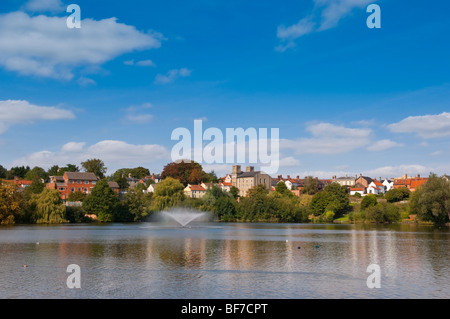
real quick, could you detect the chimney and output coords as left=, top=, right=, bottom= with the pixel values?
left=287, top=175, right=290, bottom=180
left=417, top=174, right=420, bottom=178
left=333, top=175, right=336, bottom=180
left=296, top=176, right=300, bottom=180
left=278, top=175, right=282, bottom=180
left=360, top=173, right=362, bottom=177
left=246, top=166, right=254, bottom=172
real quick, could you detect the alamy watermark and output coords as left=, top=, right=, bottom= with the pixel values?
left=171, top=120, right=280, bottom=174
left=366, top=264, right=381, bottom=289
left=66, top=264, right=81, bottom=289
left=66, top=4, right=81, bottom=29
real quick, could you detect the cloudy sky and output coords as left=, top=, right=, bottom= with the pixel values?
left=0, top=0, right=449, bottom=178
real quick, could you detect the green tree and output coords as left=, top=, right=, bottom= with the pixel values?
left=365, top=202, right=400, bottom=223
left=385, top=188, right=411, bottom=203
left=25, top=166, right=48, bottom=181
left=0, top=165, right=7, bottom=179
left=25, top=175, right=45, bottom=195
left=83, top=179, right=120, bottom=222
left=131, top=167, right=150, bottom=179
left=67, top=190, right=87, bottom=202
left=275, top=181, right=292, bottom=196
left=30, top=188, right=67, bottom=224
left=302, top=176, right=320, bottom=195
left=6, top=166, right=30, bottom=179
left=361, top=194, right=378, bottom=211
left=151, top=177, right=185, bottom=211
left=230, top=186, right=239, bottom=199
left=409, top=173, right=450, bottom=225
left=123, top=190, right=152, bottom=222
left=0, top=183, right=24, bottom=224
left=81, top=158, right=107, bottom=179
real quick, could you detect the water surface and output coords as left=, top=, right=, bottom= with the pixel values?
left=0, top=223, right=448, bottom=298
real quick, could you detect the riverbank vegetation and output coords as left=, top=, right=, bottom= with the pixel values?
left=1, top=167, right=449, bottom=226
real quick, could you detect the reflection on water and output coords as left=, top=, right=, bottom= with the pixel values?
left=0, top=223, right=448, bottom=298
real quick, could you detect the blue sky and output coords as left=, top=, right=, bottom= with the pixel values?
left=0, top=0, right=450, bottom=178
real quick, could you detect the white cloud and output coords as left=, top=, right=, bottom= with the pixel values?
left=388, top=112, right=450, bottom=138
left=61, top=142, right=85, bottom=152
left=364, top=164, right=431, bottom=179
left=0, top=99, right=75, bottom=134
left=14, top=140, right=171, bottom=172
left=24, top=0, right=64, bottom=13
left=124, top=102, right=153, bottom=124
left=124, top=59, right=156, bottom=67
left=0, top=11, right=163, bottom=80
left=154, top=68, right=192, bottom=84
left=276, top=0, right=375, bottom=50
left=281, top=122, right=371, bottom=154
left=366, top=139, right=403, bottom=152
left=126, top=114, right=154, bottom=124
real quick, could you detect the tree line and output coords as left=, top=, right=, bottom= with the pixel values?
left=0, top=159, right=449, bottom=226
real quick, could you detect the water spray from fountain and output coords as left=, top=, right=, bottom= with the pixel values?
left=152, top=207, right=209, bottom=228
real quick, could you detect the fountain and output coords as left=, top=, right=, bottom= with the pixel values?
left=160, top=208, right=206, bottom=228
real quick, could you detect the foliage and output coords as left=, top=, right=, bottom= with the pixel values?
left=385, top=187, right=411, bottom=203
left=65, top=206, right=90, bottom=223
left=123, top=190, right=153, bottom=221
left=0, top=183, right=24, bottom=225
left=230, top=186, right=239, bottom=199
left=83, top=179, right=120, bottom=222
left=409, top=173, right=450, bottom=225
left=67, top=190, right=87, bottom=202
left=81, top=158, right=107, bottom=179
left=310, top=183, right=350, bottom=217
left=151, top=177, right=185, bottom=211
left=0, top=165, right=7, bottom=179
left=161, top=160, right=208, bottom=185
left=30, top=188, right=67, bottom=224
left=24, top=176, right=45, bottom=195
left=302, top=176, right=320, bottom=195
left=25, top=166, right=49, bottom=181
left=361, top=194, right=378, bottom=211
left=6, top=166, right=30, bottom=179
left=275, top=181, right=293, bottom=196
left=365, top=202, right=401, bottom=223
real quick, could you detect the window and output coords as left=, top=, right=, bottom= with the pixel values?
left=85, top=181, right=89, bottom=184
left=84, top=188, right=88, bottom=193
left=77, top=188, right=81, bottom=191
left=92, top=181, right=96, bottom=185
left=69, top=180, right=74, bottom=184
left=77, top=180, right=81, bottom=184
left=59, top=188, right=65, bottom=191
left=71, top=187, right=75, bottom=192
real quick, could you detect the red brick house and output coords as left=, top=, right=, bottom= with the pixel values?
left=47, top=172, right=105, bottom=200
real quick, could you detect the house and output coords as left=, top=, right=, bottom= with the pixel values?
left=349, top=187, right=365, bottom=196
left=148, top=173, right=162, bottom=183
left=332, top=175, right=356, bottom=187
left=107, top=181, right=120, bottom=193
left=2, top=176, right=33, bottom=188
left=442, top=175, right=450, bottom=182
left=382, top=179, right=394, bottom=192
left=231, top=165, right=273, bottom=197
left=393, top=174, right=428, bottom=192
left=47, top=172, right=118, bottom=200
left=184, top=184, right=207, bottom=198
left=218, top=181, right=232, bottom=192
left=355, top=174, right=374, bottom=188
left=47, top=172, right=99, bottom=200
left=367, top=180, right=385, bottom=195
left=146, top=184, right=157, bottom=193
left=219, top=174, right=232, bottom=184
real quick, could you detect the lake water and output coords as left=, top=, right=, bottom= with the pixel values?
left=0, top=222, right=448, bottom=299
